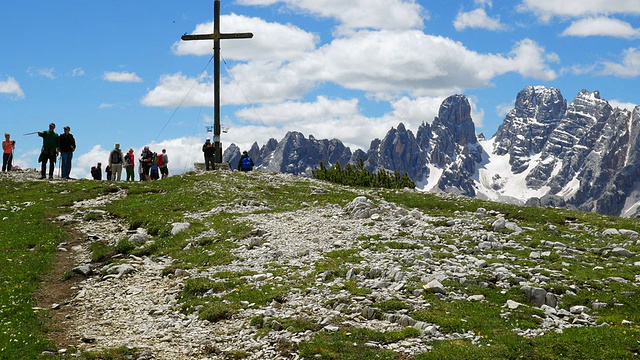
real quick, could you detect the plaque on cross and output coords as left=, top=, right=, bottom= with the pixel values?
left=181, top=0, right=253, bottom=165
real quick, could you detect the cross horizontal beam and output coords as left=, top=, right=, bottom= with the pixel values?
left=181, top=32, right=253, bottom=41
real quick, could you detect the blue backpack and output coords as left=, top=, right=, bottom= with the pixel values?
left=241, top=156, right=252, bottom=170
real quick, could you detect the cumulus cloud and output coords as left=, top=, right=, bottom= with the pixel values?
left=236, top=0, right=426, bottom=34
left=610, top=100, right=638, bottom=112
left=0, top=77, right=25, bottom=100
left=561, top=17, right=640, bottom=38
left=173, top=14, right=317, bottom=61
left=103, top=71, right=143, bottom=83
left=599, top=47, right=640, bottom=77
left=294, top=32, right=558, bottom=97
left=454, top=8, right=506, bottom=31
left=518, top=0, right=640, bottom=22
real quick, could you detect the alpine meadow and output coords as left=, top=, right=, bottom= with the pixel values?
left=1, top=169, right=640, bottom=359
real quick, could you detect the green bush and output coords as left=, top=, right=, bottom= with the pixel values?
left=313, top=158, right=415, bottom=189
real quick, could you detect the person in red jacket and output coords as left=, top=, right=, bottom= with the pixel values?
left=124, top=148, right=135, bottom=181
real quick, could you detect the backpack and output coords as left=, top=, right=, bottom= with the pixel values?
left=111, top=150, right=122, bottom=164
left=241, top=156, right=253, bottom=170
left=157, top=154, right=165, bottom=167
left=124, top=153, right=132, bottom=166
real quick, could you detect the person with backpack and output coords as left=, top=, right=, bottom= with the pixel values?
left=158, top=149, right=169, bottom=179
left=91, top=162, right=102, bottom=180
left=124, top=148, right=135, bottom=181
left=108, top=143, right=124, bottom=181
left=237, top=150, right=254, bottom=172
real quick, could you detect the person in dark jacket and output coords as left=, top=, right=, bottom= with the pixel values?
left=91, top=162, right=102, bottom=180
left=237, top=151, right=254, bottom=171
left=38, top=123, right=59, bottom=179
left=202, top=138, right=215, bottom=171
left=58, top=126, right=76, bottom=179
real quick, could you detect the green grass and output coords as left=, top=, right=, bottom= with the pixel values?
left=0, top=178, right=106, bottom=359
left=2, top=171, right=640, bottom=359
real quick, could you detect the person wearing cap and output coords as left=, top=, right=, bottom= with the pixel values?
left=108, top=142, right=124, bottom=181
left=202, top=138, right=215, bottom=171
left=2, top=133, right=15, bottom=172
left=58, top=126, right=76, bottom=179
left=124, top=148, right=135, bottom=181
left=37, top=123, right=59, bottom=179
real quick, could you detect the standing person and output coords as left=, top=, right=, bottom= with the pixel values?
left=202, top=138, right=215, bottom=171
left=138, top=152, right=144, bottom=181
left=37, top=123, right=59, bottom=179
left=2, top=133, right=14, bottom=172
left=158, top=149, right=169, bottom=179
left=108, top=143, right=124, bottom=181
left=237, top=150, right=254, bottom=172
left=91, top=163, right=103, bottom=180
left=124, top=148, right=135, bottom=181
left=105, top=165, right=112, bottom=181
left=140, top=146, right=153, bottom=181
left=58, top=126, right=76, bottom=179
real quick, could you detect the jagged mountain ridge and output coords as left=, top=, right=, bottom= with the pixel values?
left=223, top=86, right=640, bottom=218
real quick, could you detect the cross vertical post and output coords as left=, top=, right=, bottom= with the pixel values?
left=181, top=0, right=253, bottom=165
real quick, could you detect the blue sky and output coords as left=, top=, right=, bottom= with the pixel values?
left=1, top=0, right=639, bottom=178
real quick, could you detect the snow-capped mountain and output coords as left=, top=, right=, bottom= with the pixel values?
left=223, top=86, right=640, bottom=218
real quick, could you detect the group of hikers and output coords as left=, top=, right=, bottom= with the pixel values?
left=91, top=146, right=169, bottom=182
left=1, top=123, right=254, bottom=180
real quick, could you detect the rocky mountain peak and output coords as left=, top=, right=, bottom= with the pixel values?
left=492, top=86, right=566, bottom=173
left=221, top=86, right=640, bottom=218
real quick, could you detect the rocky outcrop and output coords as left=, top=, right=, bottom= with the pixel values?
left=49, top=172, right=639, bottom=358
left=493, top=86, right=566, bottom=174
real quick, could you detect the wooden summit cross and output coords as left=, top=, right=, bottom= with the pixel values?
left=181, top=0, right=253, bottom=164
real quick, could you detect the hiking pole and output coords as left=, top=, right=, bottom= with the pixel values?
left=23, top=131, right=39, bottom=136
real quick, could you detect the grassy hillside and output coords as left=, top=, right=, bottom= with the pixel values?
left=1, top=170, right=639, bottom=359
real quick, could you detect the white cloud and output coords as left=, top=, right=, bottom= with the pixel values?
left=599, top=47, right=640, bottom=77
left=237, top=0, right=426, bottom=34
left=99, top=103, right=115, bottom=109
left=454, top=8, right=505, bottom=31
left=0, top=77, right=25, bottom=100
left=72, top=68, right=86, bottom=77
left=561, top=17, right=640, bottom=38
left=294, top=32, right=558, bottom=97
left=518, top=0, right=640, bottom=22
left=506, top=39, right=558, bottom=81
left=474, top=0, right=492, bottom=7
left=27, top=67, right=55, bottom=79
left=103, top=71, right=143, bottom=83
left=610, top=100, right=637, bottom=112
left=496, top=102, right=515, bottom=117
left=173, top=14, right=317, bottom=62
left=141, top=73, right=208, bottom=108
